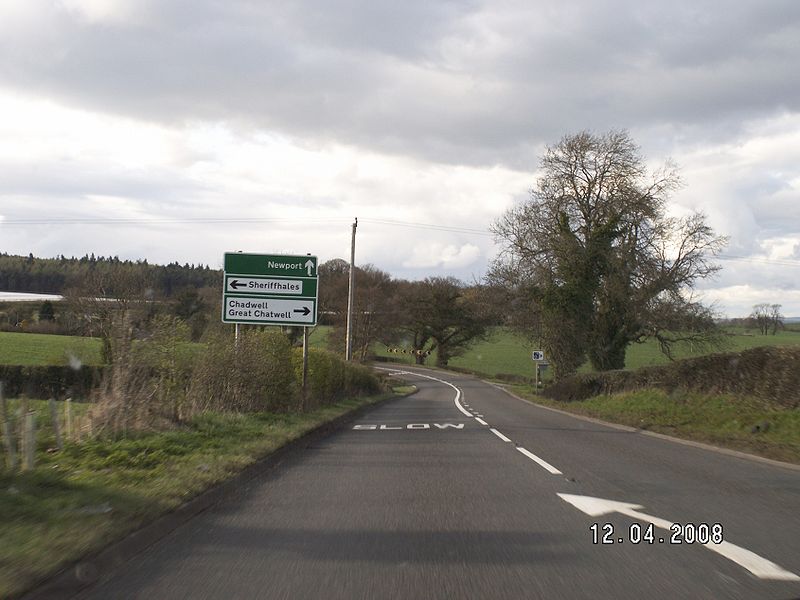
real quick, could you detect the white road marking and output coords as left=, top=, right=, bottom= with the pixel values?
left=490, top=428, right=512, bottom=442
left=558, top=494, right=800, bottom=581
left=375, top=368, right=473, bottom=417
left=376, top=367, right=564, bottom=475
left=475, top=417, right=489, bottom=426
left=516, top=447, right=563, bottom=474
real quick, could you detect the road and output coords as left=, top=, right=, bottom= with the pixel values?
left=77, top=366, right=800, bottom=599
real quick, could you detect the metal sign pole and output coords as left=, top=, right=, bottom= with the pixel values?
left=302, top=327, right=309, bottom=407
left=531, top=350, right=544, bottom=390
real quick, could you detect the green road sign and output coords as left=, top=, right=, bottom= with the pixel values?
left=222, top=252, right=318, bottom=326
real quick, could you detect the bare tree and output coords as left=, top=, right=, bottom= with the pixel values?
left=63, top=264, right=159, bottom=432
left=770, top=304, right=784, bottom=335
left=320, top=260, right=398, bottom=361
left=491, top=130, right=727, bottom=378
left=750, top=303, right=783, bottom=335
left=396, top=278, right=491, bottom=367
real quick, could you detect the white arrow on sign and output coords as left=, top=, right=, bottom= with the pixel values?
left=225, top=297, right=314, bottom=324
left=305, top=259, right=315, bottom=276
left=557, top=493, right=800, bottom=581
left=226, top=277, right=303, bottom=294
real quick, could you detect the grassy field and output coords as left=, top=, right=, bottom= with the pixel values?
left=374, top=326, right=800, bottom=380
left=0, top=388, right=404, bottom=598
left=0, top=327, right=333, bottom=367
left=3, top=324, right=800, bottom=378
left=0, top=331, right=103, bottom=367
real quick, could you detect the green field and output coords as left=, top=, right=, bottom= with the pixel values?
left=0, top=327, right=333, bottom=368
left=374, top=326, right=800, bottom=379
left=0, top=332, right=103, bottom=367
left=3, top=326, right=800, bottom=379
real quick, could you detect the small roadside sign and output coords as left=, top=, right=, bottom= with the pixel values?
left=532, top=350, right=545, bottom=361
left=222, top=252, right=318, bottom=326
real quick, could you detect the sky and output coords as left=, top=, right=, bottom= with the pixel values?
left=0, top=0, right=799, bottom=317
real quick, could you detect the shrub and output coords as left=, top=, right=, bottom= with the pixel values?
left=0, top=365, right=106, bottom=399
left=188, top=329, right=297, bottom=413
left=293, top=347, right=382, bottom=408
left=543, top=346, right=800, bottom=408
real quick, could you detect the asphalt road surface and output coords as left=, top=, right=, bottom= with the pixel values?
left=77, top=366, right=800, bottom=599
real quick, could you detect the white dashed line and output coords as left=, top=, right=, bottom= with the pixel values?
left=516, top=447, right=562, bottom=474
left=374, top=366, right=565, bottom=476
left=490, top=428, right=512, bottom=443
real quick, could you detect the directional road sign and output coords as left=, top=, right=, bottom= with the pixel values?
left=222, top=252, right=318, bottom=326
left=532, top=350, right=545, bottom=361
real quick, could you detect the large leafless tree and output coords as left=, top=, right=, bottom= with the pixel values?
left=319, top=259, right=398, bottom=361
left=490, top=130, right=727, bottom=379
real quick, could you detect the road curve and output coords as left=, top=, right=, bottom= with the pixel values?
left=75, top=366, right=800, bottom=599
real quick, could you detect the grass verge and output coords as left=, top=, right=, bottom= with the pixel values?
left=508, top=385, right=800, bottom=465
left=0, top=388, right=405, bottom=598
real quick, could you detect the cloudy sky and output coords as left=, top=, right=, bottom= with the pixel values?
left=1, top=0, right=799, bottom=316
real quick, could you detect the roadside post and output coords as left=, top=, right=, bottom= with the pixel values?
left=222, top=252, right=319, bottom=399
left=49, top=397, right=63, bottom=450
left=531, top=350, right=545, bottom=389
left=0, top=382, right=18, bottom=471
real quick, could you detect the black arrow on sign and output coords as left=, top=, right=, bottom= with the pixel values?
left=293, top=307, right=311, bottom=316
left=229, top=280, right=247, bottom=290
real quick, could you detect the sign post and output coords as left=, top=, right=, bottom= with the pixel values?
left=222, top=253, right=318, bottom=326
left=531, top=350, right=545, bottom=389
left=223, top=253, right=319, bottom=399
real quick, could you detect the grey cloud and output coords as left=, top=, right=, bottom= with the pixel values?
left=0, top=161, right=208, bottom=202
left=1, top=0, right=799, bottom=168
left=2, top=0, right=800, bottom=296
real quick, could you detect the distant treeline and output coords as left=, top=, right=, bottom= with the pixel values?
left=0, top=253, right=220, bottom=297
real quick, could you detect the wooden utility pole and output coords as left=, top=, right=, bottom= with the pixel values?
left=345, top=217, right=358, bottom=361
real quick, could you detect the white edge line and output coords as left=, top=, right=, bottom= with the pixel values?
left=475, top=417, right=489, bottom=426
left=517, top=446, right=562, bottom=474
left=487, top=380, right=800, bottom=473
left=375, top=366, right=472, bottom=417
left=490, top=428, right=512, bottom=442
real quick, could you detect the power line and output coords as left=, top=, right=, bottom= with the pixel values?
left=0, top=214, right=496, bottom=236
left=3, top=214, right=798, bottom=267
left=717, top=254, right=800, bottom=268
left=360, top=218, right=494, bottom=236
left=0, top=216, right=352, bottom=225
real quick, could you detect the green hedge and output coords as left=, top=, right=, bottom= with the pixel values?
left=188, top=330, right=297, bottom=413
left=0, top=365, right=106, bottom=399
left=543, top=346, right=800, bottom=408
left=293, top=348, right=382, bottom=408
left=0, top=334, right=383, bottom=412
